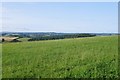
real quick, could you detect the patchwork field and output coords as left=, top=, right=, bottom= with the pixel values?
left=0, top=37, right=19, bottom=42
left=2, top=36, right=118, bottom=78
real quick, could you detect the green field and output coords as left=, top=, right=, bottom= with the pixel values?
left=2, top=36, right=118, bottom=78
left=18, top=38, right=30, bottom=42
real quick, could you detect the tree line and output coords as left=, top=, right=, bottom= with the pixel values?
left=28, top=34, right=96, bottom=41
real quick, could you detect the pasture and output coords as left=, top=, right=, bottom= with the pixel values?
left=2, top=36, right=118, bottom=78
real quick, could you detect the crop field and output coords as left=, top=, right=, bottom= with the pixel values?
left=2, top=36, right=118, bottom=78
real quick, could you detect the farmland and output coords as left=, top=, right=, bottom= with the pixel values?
left=2, top=36, right=118, bottom=78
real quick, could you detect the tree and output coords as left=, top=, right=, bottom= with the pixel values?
left=2, top=38, right=5, bottom=42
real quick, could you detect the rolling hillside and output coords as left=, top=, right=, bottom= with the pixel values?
left=2, top=36, right=118, bottom=78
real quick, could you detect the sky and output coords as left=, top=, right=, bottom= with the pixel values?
left=1, top=2, right=118, bottom=33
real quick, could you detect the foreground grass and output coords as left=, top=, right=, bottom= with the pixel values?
left=2, top=36, right=118, bottom=78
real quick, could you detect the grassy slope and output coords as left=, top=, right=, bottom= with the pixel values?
left=18, top=38, right=30, bottom=42
left=2, top=36, right=118, bottom=78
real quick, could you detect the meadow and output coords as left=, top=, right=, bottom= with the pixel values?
left=2, top=36, right=118, bottom=78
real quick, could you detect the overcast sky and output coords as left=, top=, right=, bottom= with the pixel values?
left=1, top=2, right=118, bottom=33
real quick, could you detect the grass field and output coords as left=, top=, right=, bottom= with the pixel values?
left=2, top=36, right=118, bottom=78
left=18, top=38, right=30, bottom=42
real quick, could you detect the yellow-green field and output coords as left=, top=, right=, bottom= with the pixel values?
left=2, top=36, right=118, bottom=78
